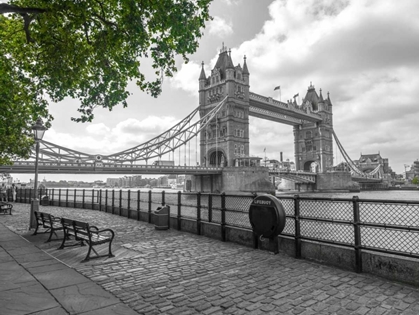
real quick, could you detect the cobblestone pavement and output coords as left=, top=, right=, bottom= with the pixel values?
left=2, top=203, right=418, bottom=315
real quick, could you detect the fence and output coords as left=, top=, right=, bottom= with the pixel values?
left=16, top=188, right=419, bottom=273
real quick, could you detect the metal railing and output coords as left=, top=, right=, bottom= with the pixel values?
left=15, top=188, right=418, bottom=272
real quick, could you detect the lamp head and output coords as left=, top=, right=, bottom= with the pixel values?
left=32, top=117, right=47, bottom=141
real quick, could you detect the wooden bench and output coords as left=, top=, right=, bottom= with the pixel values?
left=33, top=211, right=63, bottom=242
left=58, top=218, right=115, bottom=262
left=0, top=202, right=12, bottom=215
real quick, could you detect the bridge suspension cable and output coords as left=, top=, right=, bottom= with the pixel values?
left=332, top=130, right=382, bottom=178
left=30, top=97, right=228, bottom=165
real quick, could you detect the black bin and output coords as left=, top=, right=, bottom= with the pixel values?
left=249, top=195, right=286, bottom=239
left=154, top=205, right=170, bottom=230
left=40, top=195, right=49, bottom=206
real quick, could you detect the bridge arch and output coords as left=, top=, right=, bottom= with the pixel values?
left=303, top=160, right=320, bottom=173
left=208, top=148, right=227, bottom=167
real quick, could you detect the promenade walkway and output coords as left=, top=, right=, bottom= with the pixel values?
left=1, top=203, right=418, bottom=315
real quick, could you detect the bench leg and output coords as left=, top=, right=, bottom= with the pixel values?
left=82, top=245, right=93, bottom=262
left=46, top=229, right=58, bottom=243
left=32, top=224, right=39, bottom=236
left=58, top=231, right=68, bottom=249
left=108, top=241, right=115, bottom=258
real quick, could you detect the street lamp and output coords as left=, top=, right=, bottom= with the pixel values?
left=29, top=117, right=47, bottom=229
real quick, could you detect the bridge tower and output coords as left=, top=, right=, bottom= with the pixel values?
left=198, top=45, right=250, bottom=167
left=293, top=84, right=334, bottom=173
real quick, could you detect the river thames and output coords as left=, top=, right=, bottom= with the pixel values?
left=277, top=190, right=419, bottom=201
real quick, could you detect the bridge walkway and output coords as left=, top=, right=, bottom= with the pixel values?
left=1, top=203, right=418, bottom=315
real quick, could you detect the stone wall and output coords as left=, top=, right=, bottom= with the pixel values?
left=316, top=171, right=360, bottom=191
left=190, top=167, right=275, bottom=194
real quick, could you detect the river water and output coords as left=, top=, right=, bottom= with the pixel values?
left=277, top=190, right=419, bottom=201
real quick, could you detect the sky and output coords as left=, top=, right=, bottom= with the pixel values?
left=12, top=0, right=419, bottom=183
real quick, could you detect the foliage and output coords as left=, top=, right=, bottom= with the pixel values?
left=412, top=177, right=419, bottom=185
left=0, top=0, right=212, bottom=163
left=0, top=48, right=52, bottom=165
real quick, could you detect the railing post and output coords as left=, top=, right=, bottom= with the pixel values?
left=148, top=190, right=152, bottom=223
left=127, top=190, right=131, bottom=212
left=353, top=196, right=362, bottom=273
left=112, top=190, right=115, bottom=214
left=208, top=194, right=213, bottom=223
left=197, top=192, right=201, bottom=235
left=99, top=189, right=102, bottom=212
left=221, top=193, right=226, bottom=242
left=105, top=189, right=108, bottom=212
left=294, top=195, right=301, bottom=259
left=82, top=189, right=85, bottom=208
left=58, top=189, right=61, bottom=207
left=73, top=189, right=76, bottom=208
left=92, top=189, right=95, bottom=210
left=177, top=191, right=182, bottom=230
left=119, top=189, right=122, bottom=216
left=51, top=189, right=54, bottom=206
left=137, top=190, right=140, bottom=221
left=66, top=189, right=69, bottom=208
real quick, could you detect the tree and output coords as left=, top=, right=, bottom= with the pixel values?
left=412, top=177, right=419, bottom=185
left=0, top=0, right=212, bottom=164
left=0, top=49, right=52, bottom=164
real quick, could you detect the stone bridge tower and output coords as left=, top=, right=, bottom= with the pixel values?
left=293, top=84, right=334, bottom=173
left=198, top=45, right=250, bottom=167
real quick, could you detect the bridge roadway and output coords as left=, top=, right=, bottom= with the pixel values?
left=269, top=170, right=317, bottom=183
left=2, top=161, right=379, bottom=185
left=2, top=162, right=319, bottom=183
left=0, top=161, right=223, bottom=175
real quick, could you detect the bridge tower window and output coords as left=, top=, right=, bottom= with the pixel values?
left=305, top=131, right=312, bottom=139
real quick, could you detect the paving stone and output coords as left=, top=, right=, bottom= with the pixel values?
left=50, top=281, right=120, bottom=314
left=2, top=204, right=419, bottom=315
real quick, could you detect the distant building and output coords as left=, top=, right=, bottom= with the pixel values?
left=405, top=159, right=419, bottom=180
left=354, top=153, right=395, bottom=178
left=264, top=158, right=295, bottom=171
left=106, top=178, right=120, bottom=187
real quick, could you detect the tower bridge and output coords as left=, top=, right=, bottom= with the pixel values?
left=1, top=44, right=379, bottom=193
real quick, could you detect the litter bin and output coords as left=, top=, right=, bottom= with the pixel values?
left=154, top=205, right=170, bottom=230
left=40, top=195, right=49, bottom=206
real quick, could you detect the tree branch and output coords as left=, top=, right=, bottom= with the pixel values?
left=0, top=3, right=47, bottom=15
left=92, top=12, right=117, bottom=28
left=20, top=13, right=36, bottom=43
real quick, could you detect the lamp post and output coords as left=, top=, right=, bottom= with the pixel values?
left=29, top=118, right=46, bottom=229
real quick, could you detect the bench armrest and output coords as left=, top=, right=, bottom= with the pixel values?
left=50, top=215, right=61, bottom=222
left=91, top=228, right=115, bottom=240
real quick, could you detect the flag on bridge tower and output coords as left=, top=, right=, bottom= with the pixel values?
left=293, top=93, right=299, bottom=98
left=274, top=86, right=280, bottom=91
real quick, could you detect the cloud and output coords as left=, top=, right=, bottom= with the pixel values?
left=208, top=16, right=234, bottom=37
left=221, top=0, right=243, bottom=5
left=226, top=0, right=418, bottom=172
left=170, top=62, right=202, bottom=96
left=86, top=123, right=110, bottom=136
left=44, top=116, right=179, bottom=156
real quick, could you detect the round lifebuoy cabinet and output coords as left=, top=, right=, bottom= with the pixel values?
left=249, top=195, right=286, bottom=239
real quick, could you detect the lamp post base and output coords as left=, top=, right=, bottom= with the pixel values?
left=30, top=199, right=39, bottom=230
